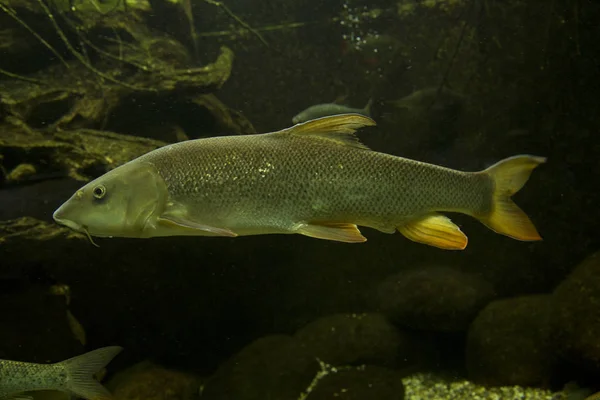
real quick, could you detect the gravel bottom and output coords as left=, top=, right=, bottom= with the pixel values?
left=402, top=373, right=566, bottom=400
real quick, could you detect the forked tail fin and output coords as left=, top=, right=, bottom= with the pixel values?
left=61, top=346, right=123, bottom=400
left=479, top=155, right=546, bottom=241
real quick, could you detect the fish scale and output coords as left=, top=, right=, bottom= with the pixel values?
left=140, top=132, right=490, bottom=233
left=0, top=361, right=66, bottom=396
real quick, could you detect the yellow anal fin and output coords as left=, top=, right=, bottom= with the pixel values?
left=296, top=222, right=367, bottom=243
left=277, top=114, right=375, bottom=150
left=481, top=154, right=545, bottom=241
left=398, top=214, right=468, bottom=250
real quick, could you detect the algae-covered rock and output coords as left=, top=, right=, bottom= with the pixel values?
left=200, top=332, right=407, bottom=400
left=0, top=126, right=165, bottom=181
left=108, top=361, right=204, bottom=400
left=0, top=1, right=250, bottom=143
left=0, top=216, right=81, bottom=244
left=200, top=335, right=319, bottom=400
left=552, top=251, right=600, bottom=376
left=295, top=313, right=412, bottom=369
left=466, top=294, right=556, bottom=387
left=0, top=39, right=253, bottom=183
left=376, top=266, right=496, bottom=332
left=0, top=45, right=237, bottom=131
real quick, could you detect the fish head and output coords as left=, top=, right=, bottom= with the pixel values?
left=53, top=161, right=168, bottom=238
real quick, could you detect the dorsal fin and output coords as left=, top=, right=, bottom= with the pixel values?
left=276, top=114, right=376, bottom=150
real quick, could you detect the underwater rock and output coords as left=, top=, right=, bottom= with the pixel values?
left=305, top=365, right=405, bottom=400
left=376, top=266, right=496, bottom=332
left=200, top=335, right=319, bottom=400
left=0, top=126, right=165, bottom=181
left=5, top=163, right=36, bottom=182
left=200, top=333, right=407, bottom=400
left=0, top=2, right=249, bottom=141
left=0, top=283, right=84, bottom=362
left=107, top=361, right=203, bottom=400
left=294, top=313, right=412, bottom=369
left=552, top=251, right=600, bottom=376
left=0, top=216, right=81, bottom=244
left=0, top=44, right=237, bottom=131
left=466, top=294, right=555, bottom=387
left=0, top=45, right=254, bottom=183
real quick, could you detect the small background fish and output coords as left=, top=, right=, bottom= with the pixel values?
left=292, top=99, right=373, bottom=124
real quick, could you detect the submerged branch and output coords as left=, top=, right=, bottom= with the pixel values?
left=61, top=13, right=153, bottom=73
left=202, top=0, right=269, bottom=47
left=0, top=1, right=71, bottom=70
left=196, top=18, right=330, bottom=39
left=34, top=0, right=158, bottom=92
left=0, top=67, right=45, bottom=85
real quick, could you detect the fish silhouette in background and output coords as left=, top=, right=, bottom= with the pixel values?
left=292, top=99, right=373, bottom=124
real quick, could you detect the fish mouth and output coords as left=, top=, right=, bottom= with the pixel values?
left=54, top=213, right=100, bottom=246
left=53, top=214, right=83, bottom=233
left=53, top=206, right=83, bottom=233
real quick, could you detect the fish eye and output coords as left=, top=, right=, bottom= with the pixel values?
left=92, top=184, right=106, bottom=199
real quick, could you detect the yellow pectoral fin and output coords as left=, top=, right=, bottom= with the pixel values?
left=157, top=215, right=237, bottom=237
left=398, top=214, right=468, bottom=250
left=296, top=222, right=367, bottom=243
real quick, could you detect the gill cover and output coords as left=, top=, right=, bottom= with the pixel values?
left=53, top=161, right=168, bottom=238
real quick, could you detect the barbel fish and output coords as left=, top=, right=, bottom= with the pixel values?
left=53, top=114, right=544, bottom=250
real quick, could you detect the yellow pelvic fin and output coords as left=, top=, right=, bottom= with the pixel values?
left=296, top=222, right=367, bottom=243
left=278, top=114, right=375, bottom=150
left=479, top=155, right=546, bottom=241
left=398, top=214, right=468, bottom=250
